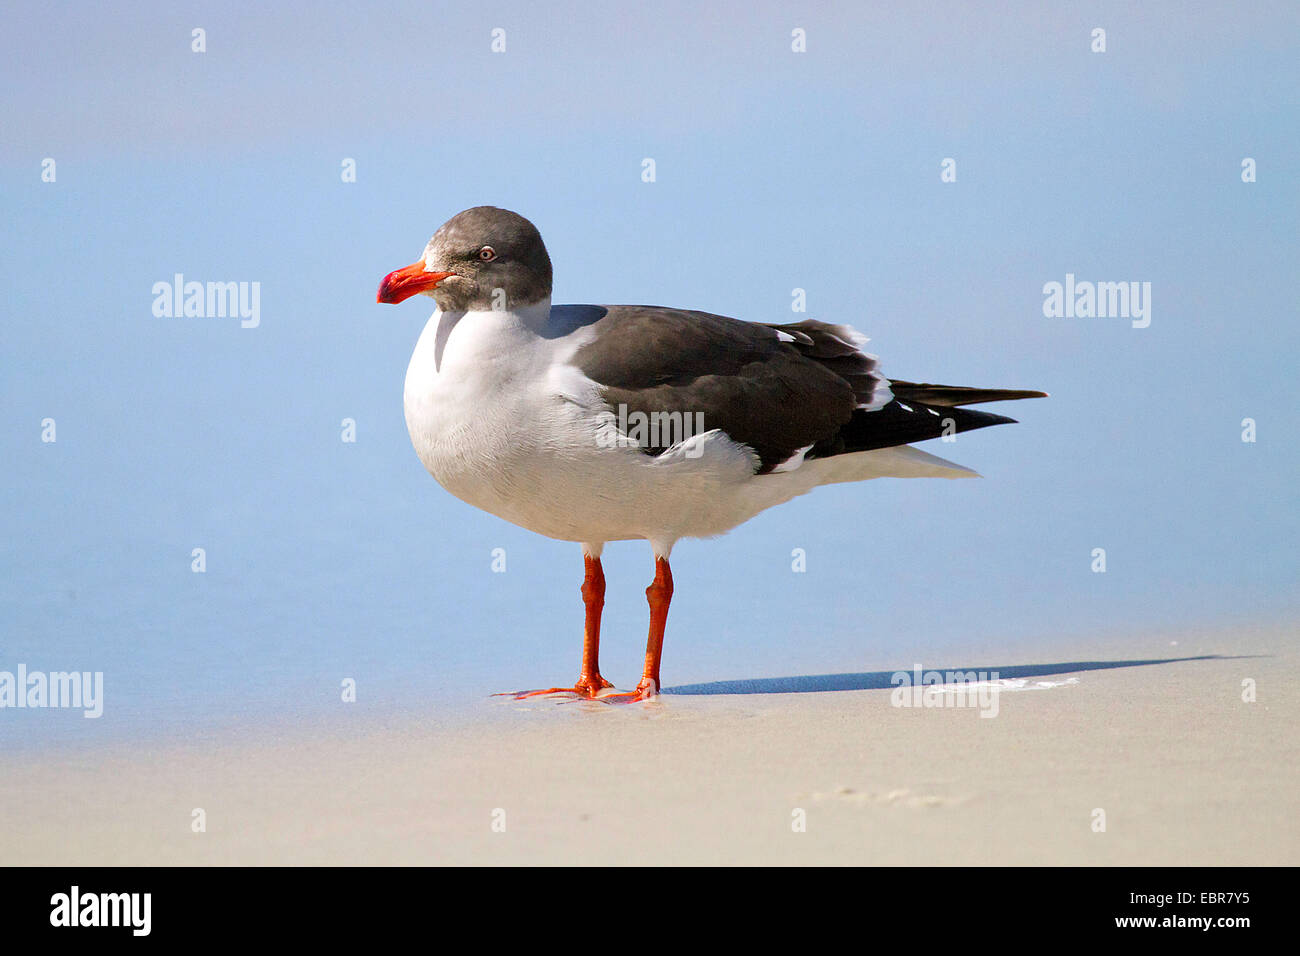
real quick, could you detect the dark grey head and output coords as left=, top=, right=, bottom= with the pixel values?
left=376, top=206, right=552, bottom=312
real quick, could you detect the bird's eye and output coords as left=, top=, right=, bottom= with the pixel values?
left=478, top=246, right=497, bottom=261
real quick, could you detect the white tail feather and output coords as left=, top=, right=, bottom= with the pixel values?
left=808, top=444, right=980, bottom=484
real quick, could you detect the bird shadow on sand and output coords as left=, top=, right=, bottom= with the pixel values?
left=662, top=655, right=1250, bottom=696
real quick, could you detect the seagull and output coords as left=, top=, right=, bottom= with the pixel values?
left=378, top=206, right=1045, bottom=702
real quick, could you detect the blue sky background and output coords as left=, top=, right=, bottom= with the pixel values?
left=2, top=1, right=1296, bottom=745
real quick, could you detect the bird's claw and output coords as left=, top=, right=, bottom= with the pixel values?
left=494, top=676, right=615, bottom=701
left=494, top=677, right=658, bottom=704
left=583, top=678, right=660, bottom=704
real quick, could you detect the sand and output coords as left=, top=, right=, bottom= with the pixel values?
left=2, top=623, right=1296, bottom=866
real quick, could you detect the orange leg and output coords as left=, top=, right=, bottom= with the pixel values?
left=498, top=554, right=614, bottom=700
left=602, top=556, right=672, bottom=703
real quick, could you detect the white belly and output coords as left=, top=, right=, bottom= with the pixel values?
left=401, top=306, right=784, bottom=545
left=402, top=305, right=973, bottom=549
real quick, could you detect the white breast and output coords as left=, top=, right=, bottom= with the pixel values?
left=403, top=304, right=568, bottom=516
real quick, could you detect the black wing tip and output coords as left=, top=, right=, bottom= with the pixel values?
left=887, top=381, right=1050, bottom=406
left=969, top=387, right=1047, bottom=403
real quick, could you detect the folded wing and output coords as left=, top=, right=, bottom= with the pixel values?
left=572, top=306, right=1044, bottom=473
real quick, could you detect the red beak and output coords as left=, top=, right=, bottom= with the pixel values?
left=377, top=261, right=456, bottom=304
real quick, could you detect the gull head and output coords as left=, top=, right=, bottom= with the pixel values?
left=377, top=206, right=553, bottom=313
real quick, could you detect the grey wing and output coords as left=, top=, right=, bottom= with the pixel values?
left=572, top=307, right=883, bottom=473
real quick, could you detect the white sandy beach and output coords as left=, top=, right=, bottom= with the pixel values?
left=2, top=622, right=1295, bottom=866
